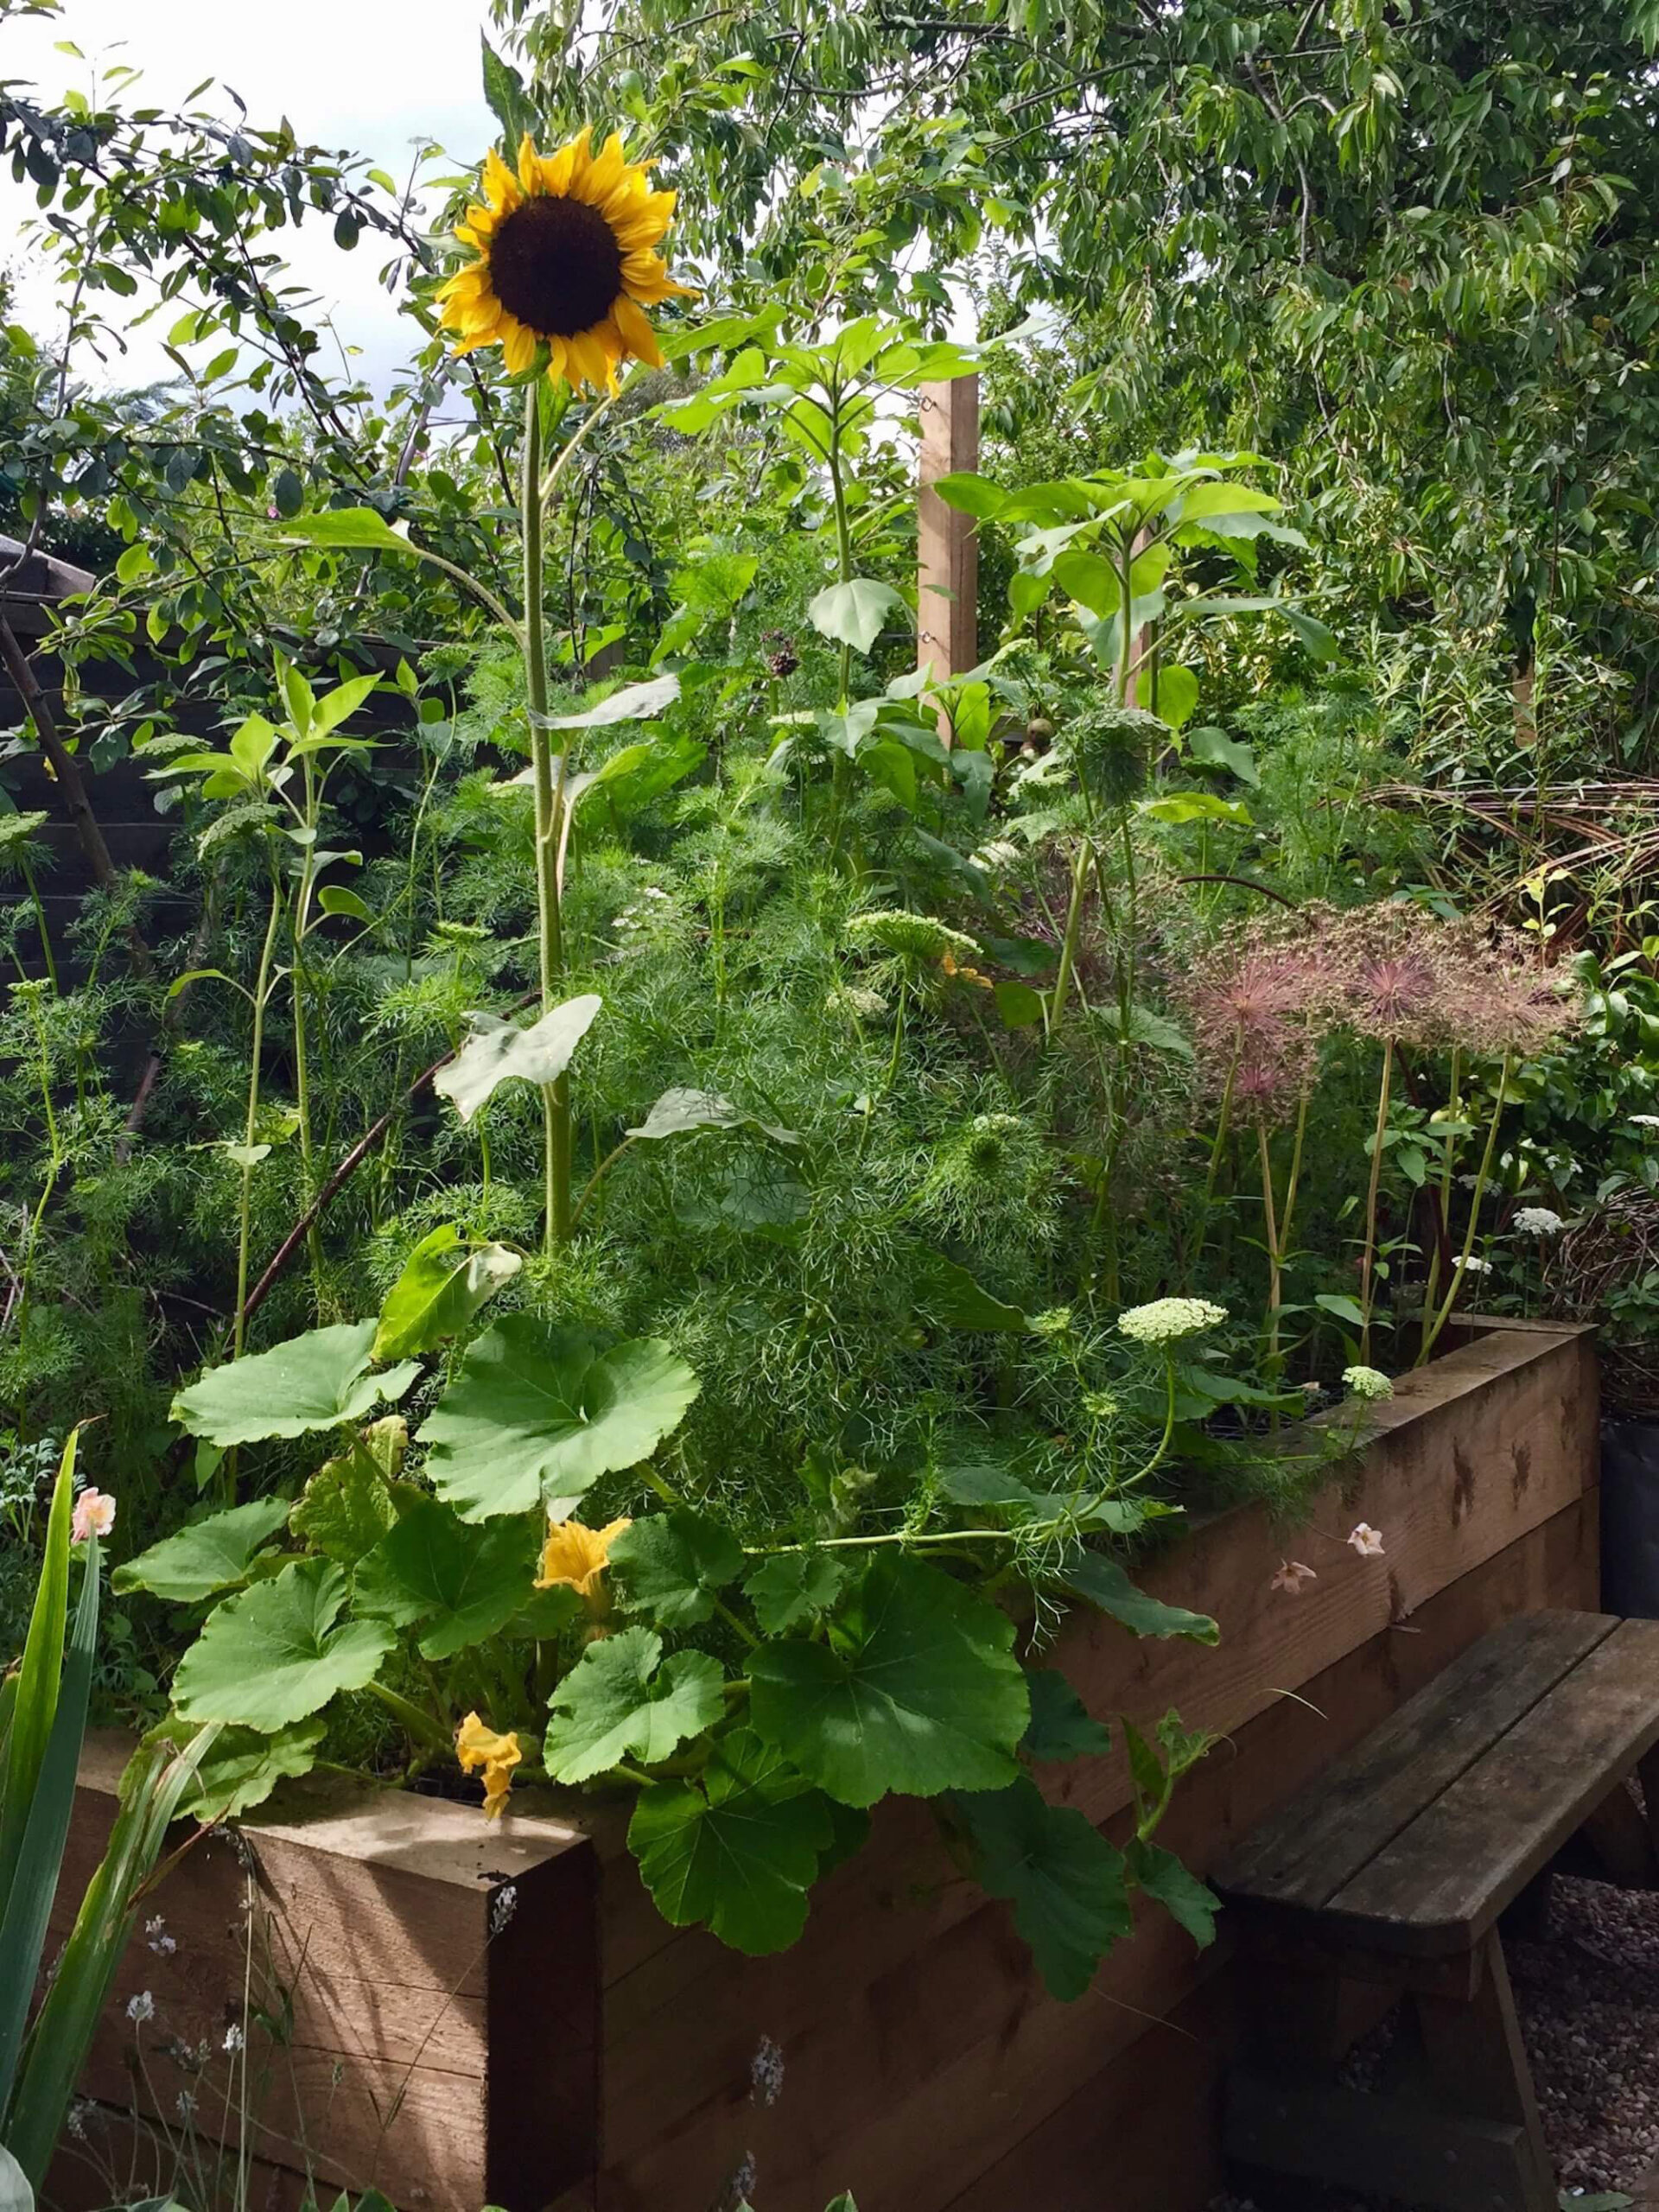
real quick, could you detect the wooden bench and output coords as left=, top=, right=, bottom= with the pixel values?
left=1211, top=1610, right=1659, bottom=2212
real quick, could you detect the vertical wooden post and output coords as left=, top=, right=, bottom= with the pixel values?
left=917, top=375, right=979, bottom=696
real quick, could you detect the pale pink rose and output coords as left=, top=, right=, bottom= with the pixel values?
left=1347, top=1522, right=1384, bottom=1558
left=1270, top=1559, right=1318, bottom=1595
left=72, top=1490, right=116, bottom=1542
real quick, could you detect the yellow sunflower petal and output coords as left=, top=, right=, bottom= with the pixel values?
left=543, top=336, right=569, bottom=388
left=610, top=292, right=664, bottom=369
left=539, top=143, right=579, bottom=196
left=481, top=146, right=522, bottom=213
left=562, top=124, right=595, bottom=194
left=502, top=318, right=539, bottom=376
left=517, top=130, right=541, bottom=195
left=578, top=131, right=629, bottom=207
left=565, top=328, right=614, bottom=392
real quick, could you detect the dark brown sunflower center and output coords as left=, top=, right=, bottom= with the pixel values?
left=487, top=194, right=625, bottom=340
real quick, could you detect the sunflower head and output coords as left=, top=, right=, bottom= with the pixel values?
left=437, top=129, right=694, bottom=393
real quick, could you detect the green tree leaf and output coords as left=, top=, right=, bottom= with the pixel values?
left=627, top=1088, right=798, bottom=1146
left=1127, top=1837, right=1219, bottom=1949
left=1185, top=725, right=1260, bottom=785
left=173, top=1560, right=394, bottom=1731
left=749, top=1554, right=1028, bottom=1807
left=433, top=995, right=602, bottom=1125
left=1021, top=1669, right=1112, bottom=1763
left=170, top=1322, right=419, bottom=1446
left=113, top=1497, right=289, bottom=1603
left=353, top=1500, right=536, bottom=1660
left=744, top=1551, right=846, bottom=1637
left=807, top=577, right=908, bottom=656
left=1061, top=1554, right=1219, bottom=1644
left=544, top=1627, right=725, bottom=1783
left=913, top=1252, right=1028, bottom=1332
left=609, top=1511, right=744, bottom=1629
left=627, top=1727, right=833, bottom=1954
left=534, top=673, right=681, bottom=730
left=276, top=508, right=416, bottom=555
left=371, top=1225, right=523, bottom=1361
left=952, top=1776, right=1133, bottom=2000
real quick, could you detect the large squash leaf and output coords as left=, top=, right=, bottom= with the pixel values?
left=172, top=1560, right=393, bottom=1731
left=543, top=1627, right=724, bottom=1783
left=417, top=1317, right=700, bottom=1522
left=628, top=1727, right=835, bottom=1955
left=433, top=995, right=601, bottom=1125
left=170, top=1322, right=419, bottom=1446
left=951, top=1776, right=1133, bottom=2000
left=609, top=1511, right=743, bottom=1630
left=748, top=1554, right=1028, bottom=1808
left=371, top=1226, right=522, bottom=1361
left=352, top=1500, right=536, bottom=1660
left=114, top=1498, right=289, bottom=1605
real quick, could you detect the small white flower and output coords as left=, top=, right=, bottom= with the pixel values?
left=1271, top=1559, right=1319, bottom=1595
left=1511, top=1206, right=1565, bottom=1237
left=222, top=2024, right=245, bottom=2054
left=145, top=1915, right=176, bottom=1956
left=175, top=2090, right=197, bottom=2122
left=127, top=1991, right=156, bottom=2025
left=1629, top=1114, right=1659, bottom=1128
left=1342, top=1364, right=1395, bottom=1403
left=1118, top=1296, right=1228, bottom=1346
left=67, top=2099, right=93, bottom=2140
left=1347, top=1522, right=1386, bottom=1558
left=1459, top=1255, right=1493, bottom=1275
left=489, top=1883, right=518, bottom=1939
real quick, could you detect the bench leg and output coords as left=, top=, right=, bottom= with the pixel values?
left=1412, top=1931, right=1554, bottom=2212
left=1577, top=1776, right=1659, bottom=1887
left=1225, top=1935, right=1556, bottom=2212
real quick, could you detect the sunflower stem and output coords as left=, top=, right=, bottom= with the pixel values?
left=522, top=383, right=571, bottom=1250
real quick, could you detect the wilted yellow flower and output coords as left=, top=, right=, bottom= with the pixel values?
left=536, top=1516, right=632, bottom=1612
left=435, top=130, right=695, bottom=393
left=455, top=1711, right=522, bottom=1821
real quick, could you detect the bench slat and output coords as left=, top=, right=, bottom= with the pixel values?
left=1212, top=1610, right=1616, bottom=1910
left=1327, top=1616, right=1659, bottom=1953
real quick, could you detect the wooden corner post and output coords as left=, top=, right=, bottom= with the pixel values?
left=917, top=375, right=979, bottom=691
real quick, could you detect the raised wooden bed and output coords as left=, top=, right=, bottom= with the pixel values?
left=54, top=1319, right=1599, bottom=2212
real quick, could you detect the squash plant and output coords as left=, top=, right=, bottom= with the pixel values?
left=121, top=1037, right=1225, bottom=1999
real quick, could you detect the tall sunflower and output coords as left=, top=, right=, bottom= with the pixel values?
left=436, top=128, right=692, bottom=392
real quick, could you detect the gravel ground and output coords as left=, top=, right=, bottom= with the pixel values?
left=1211, top=1870, right=1659, bottom=2212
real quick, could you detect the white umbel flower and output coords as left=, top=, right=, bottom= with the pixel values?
left=1118, top=1296, right=1227, bottom=1345
left=1511, top=1206, right=1565, bottom=1236
left=1342, top=1364, right=1395, bottom=1403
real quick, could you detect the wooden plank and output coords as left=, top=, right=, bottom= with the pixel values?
left=1414, top=1933, right=1552, bottom=2195
left=1332, top=1615, right=1659, bottom=1951
left=60, top=1739, right=597, bottom=2212
left=1213, top=1609, right=1616, bottom=1909
left=916, top=376, right=979, bottom=688
left=587, top=1490, right=1598, bottom=2212
left=1046, top=1325, right=1599, bottom=1834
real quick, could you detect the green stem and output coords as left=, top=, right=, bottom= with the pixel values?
left=232, top=881, right=284, bottom=1359
left=1260, top=1122, right=1283, bottom=1371
left=289, top=766, right=326, bottom=1313
left=1191, top=1040, right=1240, bottom=1281
left=19, top=856, right=56, bottom=993
left=1424, top=1046, right=1462, bottom=1318
left=1358, top=1039, right=1395, bottom=1364
left=522, top=385, right=570, bottom=1251
left=363, top=1678, right=451, bottom=1755
left=1419, top=1052, right=1511, bottom=1365
left=1048, top=836, right=1094, bottom=1041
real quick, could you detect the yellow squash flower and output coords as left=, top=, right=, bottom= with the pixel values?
left=536, top=1515, right=632, bottom=1611
left=455, top=1711, right=523, bottom=1821
left=435, top=129, right=694, bottom=393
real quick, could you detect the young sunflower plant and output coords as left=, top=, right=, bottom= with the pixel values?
left=282, top=124, right=694, bottom=1251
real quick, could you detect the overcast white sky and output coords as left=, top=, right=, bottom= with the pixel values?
left=2, top=0, right=499, bottom=391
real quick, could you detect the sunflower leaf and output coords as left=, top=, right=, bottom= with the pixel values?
left=807, top=577, right=908, bottom=657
